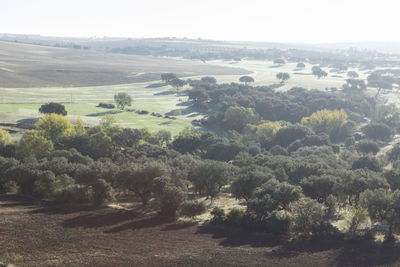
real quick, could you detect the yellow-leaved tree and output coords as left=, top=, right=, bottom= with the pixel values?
left=244, top=120, right=286, bottom=143
left=35, top=113, right=75, bottom=142
left=16, top=130, right=54, bottom=159
left=0, top=127, right=11, bottom=146
left=74, top=117, right=86, bottom=135
left=301, top=109, right=352, bottom=142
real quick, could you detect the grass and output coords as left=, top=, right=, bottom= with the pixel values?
left=0, top=103, right=192, bottom=135
left=207, top=60, right=370, bottom=91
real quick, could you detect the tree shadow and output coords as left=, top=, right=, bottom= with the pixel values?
left=62, top=209, right=139, bottom=229
left=176, top=101, right=191, bottom=107
left=161, top=221, right=197, bottom=231
left=198, top=223, right=400, bottom=265
left=29, top=203, right=99, bottom=215
left=146, top=82, right=167, bottom=88
left=197, top=224, right=283, bottom=248
left=335, top=241, right=400, bottom=266
left=86, top=110, right=123, bottom=117
left=0, top=194, right=37, bottom=207
left=292, top=72, right=312, bottom=76
left=154, top=90, right=176, bottom=96
left=104, top=215, right=175, bottom=233
left=159, top=121, right=173, bottom=125
left=16, top=118, right=38, bottom=128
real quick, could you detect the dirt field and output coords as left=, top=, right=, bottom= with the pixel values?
left=1, top=195, right=400, bottom=266
left=0, top=41, right=249, bottom=88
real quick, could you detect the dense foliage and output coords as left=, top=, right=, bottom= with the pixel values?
left=2, top=74, right=400, bottom=243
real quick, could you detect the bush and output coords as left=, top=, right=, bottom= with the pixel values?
left=91, top=179, right=115, bottom=206
left=97, top=103, right=115, bottom=109
left=356, top=140, right=379, bottom=155
left=345, top=136, right=356, bottom=147
left=274, top=125, right=313, bottom=147
left=289, top=197, right=331, bottom=239
left=33, top=170, right=56, bottom=198
left=180, top=200, right=207, bottom=217
left=53, top=186, right=91, bottom=204
left=136, top=110, right=149, bottom=115
left=225, top=208, right=246, bottom=227
left=362, top=123, right=392, bottom=141
left=388, top=144, right=400, bottom=162
left=265, top=210, right=291, bottom=235
left=210, top=207, right=226, bottom=224
left=270, top=145, right=289, bottom=156
left=352, top=156, right=381, bottom=172
left=153, top=177, right=186, bottom=217
left=1, top=180, right=19, bottom=194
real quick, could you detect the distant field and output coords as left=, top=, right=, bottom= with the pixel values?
left=0, top=41, right=382, bottom=136
left=0, top=41, right=250, bottom=88
left=208, top=60, right=371, bottom=91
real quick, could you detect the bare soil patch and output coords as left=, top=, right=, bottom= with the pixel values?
left=2, top=195, right=400, bottom=266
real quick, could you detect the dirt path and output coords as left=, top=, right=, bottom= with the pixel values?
left=1, top=195, right=400, bottom=266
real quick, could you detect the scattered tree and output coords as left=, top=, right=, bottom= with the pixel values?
left=239, top=76, right=254, bottom=85
left=39, top=103, right=67, bottom=116
left=276, top=72, right=290, bottom=83
left=114, top=92, right=133, bottom=110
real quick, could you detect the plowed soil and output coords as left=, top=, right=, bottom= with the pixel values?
left=1, top=195, right=400, bottom=266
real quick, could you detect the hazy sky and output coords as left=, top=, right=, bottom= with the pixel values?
left=2, top=0, right=400, bottom=43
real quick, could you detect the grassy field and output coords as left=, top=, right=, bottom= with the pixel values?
left=0, top=41, right=385, bottom=136
left=0, top=101, right=194, bottom=136
left=208, top=60, right=371, bottom=91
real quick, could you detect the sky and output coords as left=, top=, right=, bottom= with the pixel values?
left=2, top=0, right=400, bottom=43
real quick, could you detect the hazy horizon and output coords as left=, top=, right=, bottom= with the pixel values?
left=3, top=0, right=400, bottom=44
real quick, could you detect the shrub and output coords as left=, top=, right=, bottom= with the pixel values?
left=33, top=170, right=56, bottom=198
left=270, top=145, right=289, bottom=156
left=347, top=206, right=369, bottom=238
left=274, top=125, right=313, bottom=147
left=345, top=136, right=356, bottom=147
left=180, top=200, right=207, bottom=217
left=91, top=179, right=115, bottom=206
left=157, top=185, right=185, bottom=217
left=97, top=103, right=115, bottom=109
left=362, top=123, right=392, bottom=141
left=351, top=156, right=381, bottom=172
left=53, top=186, right=91, bottom=204
left=356, top=140, right=379, bottom=155
left=231, top=166, right=273, bottom=201
left=1, top=180, right=19, bottom=194
left=289, top=198, right=331, bottom=239
left=387, top=144, right=400, bottom=162
left=265, top=210, right=291, bottom=235
left=225, top=208, right=246, bottom=227
left=210, top=207, right=226, bottom=224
